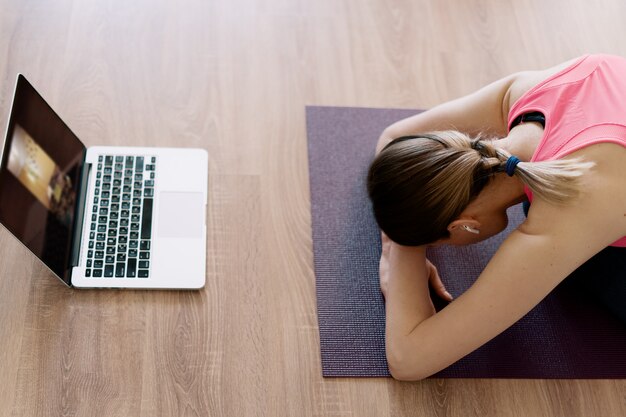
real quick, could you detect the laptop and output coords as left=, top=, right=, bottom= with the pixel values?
left=0, top=74, right=208, bottom=289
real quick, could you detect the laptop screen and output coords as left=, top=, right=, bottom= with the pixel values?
left=0, top=75, right=86, bottom=285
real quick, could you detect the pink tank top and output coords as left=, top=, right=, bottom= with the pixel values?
left=508, top=54, right=626, bottom=247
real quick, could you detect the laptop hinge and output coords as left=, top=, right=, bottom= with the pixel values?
left=69, top=152, right=91, bottom=268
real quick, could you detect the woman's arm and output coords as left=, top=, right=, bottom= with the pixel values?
left=376, top=72, right=520, bottom=154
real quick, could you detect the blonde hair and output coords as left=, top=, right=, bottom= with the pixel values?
left=366, top=131, right=593, bottom=246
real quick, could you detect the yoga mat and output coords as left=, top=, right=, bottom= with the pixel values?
left=306, top=105, right=626, bottom=378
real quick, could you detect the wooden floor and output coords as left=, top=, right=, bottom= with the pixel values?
left=0, top=0, right=625, bottom=416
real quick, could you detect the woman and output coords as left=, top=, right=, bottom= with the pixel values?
left=367, top=54, right=626, bottom=381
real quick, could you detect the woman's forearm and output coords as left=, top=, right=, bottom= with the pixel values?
left=384, top=243, right=436, bottom=378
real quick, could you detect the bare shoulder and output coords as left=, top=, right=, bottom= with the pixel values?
left=505, top=57, right=585, bottom=116
left=520, top=142, right=626, bottom=246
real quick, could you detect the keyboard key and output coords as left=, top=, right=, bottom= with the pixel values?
left=139, top=251, right=150, bottom=260
left=144, top=188, right=154, bottom=197
left=87, top=260, right=92, bottom=268
left=129, top=248, right=138, bottom=257
left=115, top=156, right=123, bottom=163
left=106, top=247, right=115, bottom=255
left=138, top=270, right=149, bottom=278
left=140, top=241, right=150, bottom=250
left=105, top=156, right=113, bottom=165
left=96, top=242, right=105, bottom=250
left=95, top=251, right=104, bottom=259
left=93, top=269, right=103, bottom=277
left=94, top=260, right=103, bottom=268
left=141, top=198, right=153, bottom=239
left=104, top=265, right=114, bottom=277
left=85, top=269, right=91, bottom=277
left=127, top=258, right=137, bottom=277
left=130, top=231, right=139, bottom=240
left=129, top=241, right=138, bottom=249
left=138, top=260, right=149, bottom=269
left=115, top=263, right=125, bottom=277
left=135, top=157, right=144, bottom=171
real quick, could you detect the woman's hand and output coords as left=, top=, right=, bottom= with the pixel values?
left=380, top=233, right=453, bottom=302
left=427, top=259, right=453, bottom=302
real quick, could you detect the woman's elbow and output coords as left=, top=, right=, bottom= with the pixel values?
left=386, top=346, right=431, bottom=382
left=376, top=127, right=401, bottom=155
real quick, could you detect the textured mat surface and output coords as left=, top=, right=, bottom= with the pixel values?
left=306, top=105, right=626, bottom=378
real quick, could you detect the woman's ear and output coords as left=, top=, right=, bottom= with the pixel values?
left=447, top=218, right=481, bottom=235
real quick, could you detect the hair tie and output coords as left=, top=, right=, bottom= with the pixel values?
left=505, top=156, right=521, bottom=176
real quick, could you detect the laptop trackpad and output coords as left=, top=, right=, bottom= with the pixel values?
left=157, top=192, right=204, bottom=238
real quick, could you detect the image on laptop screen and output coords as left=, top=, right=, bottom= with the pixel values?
left=0, top=75, right=85, bottom=283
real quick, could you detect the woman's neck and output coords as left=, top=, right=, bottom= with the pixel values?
left=493, top=122, right=544, bottom=162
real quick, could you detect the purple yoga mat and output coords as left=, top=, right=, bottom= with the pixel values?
left=306, top=105, right=626, bottom=378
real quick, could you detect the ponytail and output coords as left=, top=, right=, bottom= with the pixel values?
left=471, top=137, right=594, bottom=203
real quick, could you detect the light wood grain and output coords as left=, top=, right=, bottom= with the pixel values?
left=1, top=0, right=625, bottom=416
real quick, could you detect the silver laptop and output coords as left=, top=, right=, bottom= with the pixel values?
left=0, top=74, right=208, bottom=289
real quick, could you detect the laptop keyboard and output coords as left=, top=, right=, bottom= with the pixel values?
left=85, top=155, right=156, bottom=278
